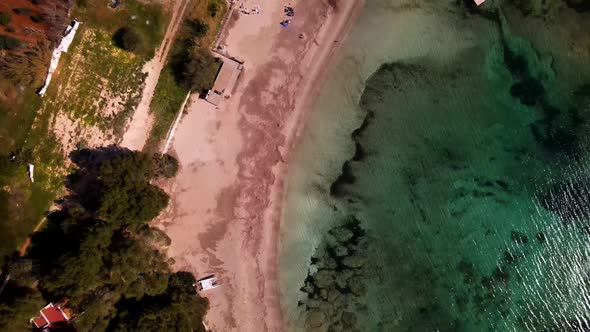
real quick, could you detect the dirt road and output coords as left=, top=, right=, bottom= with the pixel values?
left=121, top=0, right=190, bottom=151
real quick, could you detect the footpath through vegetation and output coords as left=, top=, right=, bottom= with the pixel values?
left=144, top=0, right=226, bottom=152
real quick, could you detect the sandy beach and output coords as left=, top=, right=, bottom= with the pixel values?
left=156, top=0, right=363, bottom=330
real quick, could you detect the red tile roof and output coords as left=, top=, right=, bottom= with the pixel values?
left=31, top=316, right=48, bottom=328
left=41, top=305, right=68, bottom=324
left=31, top=303, right=70, bottom=328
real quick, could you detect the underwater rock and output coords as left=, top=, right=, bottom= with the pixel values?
left=317, top=256, right=338, bottom=270
left=299, top=219, right=368, bottom=331
left=327, top=288, right=343, bottom=303
left=510, top=78, right=545, bottom=106
left=511, top=231, right=529, bottom=244
left=352, top=142, right=366, bottom=161
left=536, top=231, right=547, bottom=244
left=330, top=226, right=355, bottom=242
left=305, top=298, right=324, bottom=309
left=341, top=311, right=358, bottom=329
left=503, top=251, right=519, bottom=265
left=302, top=283, right=316, bottom=294
left=330, top=162, right=356, bottom=197
left=342, top=255, right=365, bottom=268
left=349, top=277, right=367, bottom=296
left=333, top=244, right=349, bottom=257
left=307, top=310, right=325, bottom=328
left=493, top=266, right=510, bottom=284
left=314, top=270, right=336, bottom=288
left=352, top=237, right=369, bottom=251
left=335, top=273, right=348, bottom=288
left=457, top=259, right=477, bottom=284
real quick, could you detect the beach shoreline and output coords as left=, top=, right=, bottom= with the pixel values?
left=156, top=0, right=363, bottom=330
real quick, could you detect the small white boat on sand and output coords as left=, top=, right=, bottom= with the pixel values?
left=196, top=275, right=221, bottom=292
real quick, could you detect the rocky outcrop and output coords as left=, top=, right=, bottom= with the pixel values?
left=298, top=220, right=368, bottom=332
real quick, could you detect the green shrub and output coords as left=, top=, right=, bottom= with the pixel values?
left=75, top=0, right=87, bottom=8
left=207, top=2, right=219, bottom=17
left=30, top=15, right=45, bottom=23
left=186, top=18, right=209, bottom=39
left=152, top=153, right=179, bottom=178
left=113, top=27, right=144, bottom=54
left=0, top=34, right=22, bottom=50
left=13, top=8, right=32, bottom=16
left=0, top=41, right=51, bottom=85
left=0, top=12, right=11, bottom=25
left=174, top=46, right=219, bottom=92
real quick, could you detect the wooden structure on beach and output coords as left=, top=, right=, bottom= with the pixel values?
left=205, top=54, right=243, bottom=106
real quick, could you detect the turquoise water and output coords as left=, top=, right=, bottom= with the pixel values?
left=280, top=1, right=590, bottom=331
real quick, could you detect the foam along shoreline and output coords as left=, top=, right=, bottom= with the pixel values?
left=156, top=0, right=364, bottom=330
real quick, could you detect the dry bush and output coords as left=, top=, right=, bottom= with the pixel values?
left=0, top=40, right=52, bottom=87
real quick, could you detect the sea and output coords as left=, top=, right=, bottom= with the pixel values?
left=279, top=0, right=590, bottom=331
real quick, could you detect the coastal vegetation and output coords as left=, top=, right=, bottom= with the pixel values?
left=0, top=0, right=69, bottom=264
left=0, top=0, right=169, bottom=263
left=0, top=148, right=208, bottom=331
left=113, top=27, right=144, bottom=54
left=173, top=38, right=219, bottom=92
left=144, top=0, right=226, bottom=152
left=0, top=12, right=12, bottom=25
left=0, top=34, right=22, bottom=50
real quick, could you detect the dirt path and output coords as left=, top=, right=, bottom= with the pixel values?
left=120, top=0, right=190, bottom=151
left=18, top=217, right=47, bottom=256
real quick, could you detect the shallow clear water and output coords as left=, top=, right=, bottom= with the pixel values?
left=280, top=1, right=590, bottom=331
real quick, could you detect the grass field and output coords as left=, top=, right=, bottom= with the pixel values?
left=38, top=27, right=146, bottom=144
left=72, top=0, right=167, bottom=58
left=143, top=0, right=227, bottom=153
left=0, top=0, right=170, bottom=262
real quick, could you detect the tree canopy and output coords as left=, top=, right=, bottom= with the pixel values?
left=0, top=12, right=12, bottom=25
left=113, top=27, right=144, bottom=54
left=0, top=34, right=22, bottom=50
left=185, top=18, right=209, bottom=39
left=176, top=46, right=219, bottom=92
left=170, top=18, right=219, bottom=93
left=0, top=147, right=207, bottom=332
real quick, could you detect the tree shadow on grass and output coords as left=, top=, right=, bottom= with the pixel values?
left=27, top=145, right=134, bottom=271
